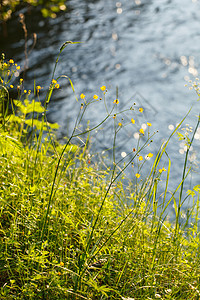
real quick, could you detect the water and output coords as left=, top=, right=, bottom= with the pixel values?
left=1, top=0, right=200, bottom=192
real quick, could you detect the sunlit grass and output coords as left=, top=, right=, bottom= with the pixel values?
left=0, top=47, right=200, bottom=299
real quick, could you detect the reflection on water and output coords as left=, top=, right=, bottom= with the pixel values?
left=1, top=0, right=200, bottom=190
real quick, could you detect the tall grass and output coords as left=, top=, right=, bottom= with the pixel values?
left=0, top=46, right=200, bottom=299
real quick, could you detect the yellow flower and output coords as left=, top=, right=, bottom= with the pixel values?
left=100, top=85, right=106, bottom=91
left=118, top=122, right=122, bottom=126
left=16, top=66, right=20, bottom=70
left=36, top=85, right=42, bottom=92
left=10, top=85, right=14, bottom=88
left=58, top=272, right=61, bottom=276
left=139, top=107, right=143, bottom=112
left=135, top=173, right=141, bottom=178
left=113, top=99, right=119, bottom=104
left=131, top=118, right=135, bottom=124
left=93, top=94, right=98, bottom=99
left=20, top=78, right=23, bottom=84
left=147, top=122, right=152, bottom=126
left=52, top=79, right=57, bottom=84
left=60, top=262, right=64, bottom=266
left=80, top=93, right=85, bottom=99
left=24, top=90, right=27, bottom=93
left=138, top=156, right=143, bottom=161
left=3, top=63, right=7, bottom=67
left=9, top=59, right=14, bottom=64
left=55, top=83, right=60, bottom=89
left=159, top=167, right=166, bottom=173
left=147, top=153, right=153, bottom=158
left=139, top=128, right=144, bottom=135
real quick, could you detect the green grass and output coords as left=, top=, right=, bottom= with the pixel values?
left=0, top=48, right=200, bottom=299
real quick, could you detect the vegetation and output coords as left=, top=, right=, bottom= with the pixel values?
left=0, top=46, right=200, bottom=299
left=0, top=0, right=67, bottom=22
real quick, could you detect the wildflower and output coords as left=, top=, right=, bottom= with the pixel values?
left=16, top=66, right=20, bottom=70
left=58, top=272, right=61, bottom=276
left=147, top=153, right=153, bottom=158
left=36, top=86, right=42, bottom=93
left=147, top=122, right=152, bottom=126
left=139, top=107, right=143, bottom=112
left=52, top=79, right=57, bottom=84
left=55, top=83, right=60, bottom=89
left=133, top=148, right=136, bottom=152
left=9, top=59, right=14, bottom=64
left=135, top=173, right=141, bottom=178
left=28, top=90, right=31, bottom=95
left=138, top=156, right=143, bottom=161
left=3, top=63, right=7, bottom=67
left=118, top=122, right=122, bottom=126
left=159, top=167, right=166, bottom=173
left=10, top=85, right=14, bottom=88
left=131, top=118, right=135, bottom=124
left=24, top=90, right=27, bottom=93
left=0, top=79, right=3, bottom=84
left=113, top=99, right=119, bottom=104
left=60, top=262, right=64, bottom=267
left=93, top=94, right=98, bottom=99
left=100, top=85, right=106, bottom=91
left=139, top=128, right=144, bottom=135
left=80, top=93, right=85, bottom=99
left=20, top=78, right=23, bottom=84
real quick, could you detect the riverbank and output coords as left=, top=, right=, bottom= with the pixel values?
left=0, top=52, right=200, bottom=299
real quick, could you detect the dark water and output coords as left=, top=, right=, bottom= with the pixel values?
left=1, top=0, right=200, bottom=193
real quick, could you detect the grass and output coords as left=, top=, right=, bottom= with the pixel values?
left=0, top=47, right=200, bottom=299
